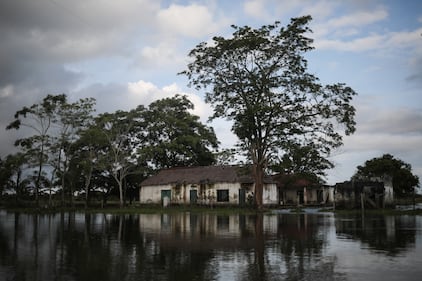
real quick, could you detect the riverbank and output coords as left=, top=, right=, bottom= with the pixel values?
left=0, top=201, right=266, bottom=215
left=2, top=197, right=422, bottom=215
left=2, top=203, right=422, bottom=216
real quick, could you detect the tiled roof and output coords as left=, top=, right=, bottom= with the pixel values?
left=335, top=180, right=384, bottom=191
left=272, top=173, right=319, bottom=189
left=141, top=165, right=274, bottom=186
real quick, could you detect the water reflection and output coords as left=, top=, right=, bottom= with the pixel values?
left=0, top=210, right=421, bottom=281
left=335, top=214, right=416, bottom=255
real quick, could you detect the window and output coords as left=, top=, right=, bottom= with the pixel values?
left=217, top=189, right=229, bottom=202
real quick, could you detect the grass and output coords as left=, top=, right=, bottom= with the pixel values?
left=2, top=196, right=422, bottom=216
left=0, top=200, right=268, bottom=215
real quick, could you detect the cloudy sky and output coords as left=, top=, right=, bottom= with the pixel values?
left=1, top=0, right=421, bottom=186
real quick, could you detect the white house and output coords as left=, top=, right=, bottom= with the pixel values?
left=334, top=176, right=394, bottom=208
left=139, top=165, right=278, bottom=206
left=272, top=173, right=333, bottom=206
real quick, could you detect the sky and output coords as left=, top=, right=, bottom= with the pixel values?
left=0, top=0, right=421, bottom=187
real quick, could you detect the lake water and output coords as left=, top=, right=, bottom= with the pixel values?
left=0, top=210, right=421, bottom=281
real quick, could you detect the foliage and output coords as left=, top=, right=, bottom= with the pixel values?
left=3, top=93, right=220, bottom=207
left=49, top=97, right=96, bottom=205
left=0, top=157, right=8, bottom=194
left=270, top=144, right=333, bottom=184
left=353, top=154, right=420, bottom=197
left=95, top=106, right=147, bottom=207
left=6, top=94, right=96, bottom=206
left=182, top=16, right=357, bottom=207
left=141, top=95, right=218, bottom=169
left=214, top=148, right=238, bottom=165
left=1, top=153, right=31, bottom=200
left=6, top=94, right=68, bottom=205
left=69, top=125, right=108, bottom=207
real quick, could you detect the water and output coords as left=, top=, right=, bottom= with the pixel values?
left=0, top=210, right=421, bottom=281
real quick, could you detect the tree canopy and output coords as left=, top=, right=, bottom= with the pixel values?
left=141, top=95, right=219, bottom=169
left=182, top=16, right=357, bottom=207
left=353, top=154, right=420, bottom=197
left=3, top=93, right=218, bottom=207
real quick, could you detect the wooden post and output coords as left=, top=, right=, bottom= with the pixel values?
left=333, top=188, right=336, bottom=211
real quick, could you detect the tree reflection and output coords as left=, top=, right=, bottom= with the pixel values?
left=0, top=210, right=418, bottom=281
left=335, top=214, right=416, bottom=256
left=276, top=214, right=327, bottom=280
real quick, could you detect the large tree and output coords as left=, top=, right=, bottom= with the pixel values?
left=353, top=154, right=420, bottom=197
left=182, top=16, right=357, bottom=208
left=69, top=125, right=108, bottom=208
left=1, top=153, right=30, bottom=202
left=141, top=95, right=219, bottom=169
left=6, top=94, right=67, bottom=205
left=95, top=107, right=147, bottom=207
left=49, top=97, right=96, bottom=206
left=271, top=144, right=334, bottom=184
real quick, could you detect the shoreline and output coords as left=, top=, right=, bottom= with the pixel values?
left=1, top=202, right=422, bottom=216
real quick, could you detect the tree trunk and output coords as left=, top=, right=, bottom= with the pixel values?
left=35, top=140, right=47, bottom=207
left=118, top=179, right=124, bottom=208
left=61, top=171, right=66, bottom=207
left=49, top=165, right=57, bottom=207
left=254, top=163, right=264, bottom=209
left=15, top=170, right=21, bottom=204
left=35, top=158, right=42, bottom=207
left=84, top=168, right=92, bottom=209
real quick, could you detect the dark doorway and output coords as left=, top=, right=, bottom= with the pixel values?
left=239, top=189, right=246, bottom=206
left=190, top=190, right=198, bottom=204
left=161, top=190, right=171, bottom=204
left=297, top=190, right=304, bottom=205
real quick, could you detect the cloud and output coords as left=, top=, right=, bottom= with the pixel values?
left=315, top=34, right=385, bottom=52
left=0, top=0, right=159, bottom=64
left=299, top=1, right=337, bottom=19
left=157, top=4, right=220, bottom=38
left=135, top=43, right=187, bottom=70
left=387, top=27, right=422, bottom=50
left=357, top=108, right=422, bottom=135
left=325, top=8, right=388, bottom=29
left=311, top=5, right=422, bottom=56
left=325, top=101, right=422, bottom=185
left=243, top=0, right=270, bottom=19
left=74, top=80, right=212, bottom=121
left=0, top=0, right=421, bottom=187
left=314, top=26, right=422, bottom=54
left=127, top=80, right=212, bottom=121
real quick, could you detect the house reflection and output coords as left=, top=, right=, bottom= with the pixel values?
left=137, top=212, right=331, bottom=259
left=139, top=213, right=274, bottom=251
left=335, top=214, right=416, bottom=255
left=1, top=210, right=419, bottom=281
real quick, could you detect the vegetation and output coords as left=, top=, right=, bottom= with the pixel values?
left=1, top=94, right=218, bottom=208
left=0, top=199, right=267, bottom=215
left=140, top=95, right=219, bottom=169
left=182, top=16, right=357, bottom=208
left=353, top=154, right=420, bottom=197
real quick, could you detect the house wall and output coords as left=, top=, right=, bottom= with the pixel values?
left=282, top=190, right=298, bottom=205
left=335, top=188, right=356, bottom=208
left=139, top=182, right=278, bottom=206
left=263, top=183, right=278, bottom=205
left=323, top=187, right=335, bottom=203
left=373, top=176, right=394, bottom=204
left=334, top=177, right=395, bottom=208
left=281, top=187, right=327, bottom=206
